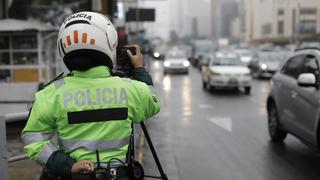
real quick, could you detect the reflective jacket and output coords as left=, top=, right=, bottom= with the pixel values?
left=21, top=66, right=160, bottom=174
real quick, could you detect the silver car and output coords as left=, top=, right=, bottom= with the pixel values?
left=202, top=52, right=252, bottom=94
left=163, top=50, right=190, bottom=74
left=234, top=48, right=255, bottom=65
left=248, top=52, right=283, bottom=78
left=267, top=48, right=320, bottom=149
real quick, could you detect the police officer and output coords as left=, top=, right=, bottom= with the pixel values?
left=21, top=11, right=160, bottom=179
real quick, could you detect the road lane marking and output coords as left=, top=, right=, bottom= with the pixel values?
left=247, top=97, right=268, bottom=116
left=249, top=97, right=260, bottom=104
left=208, top=117, right=232, bottom=132
left=249, top=97, right=266, bottom=108
left=198, top=104, right=214, bottom=109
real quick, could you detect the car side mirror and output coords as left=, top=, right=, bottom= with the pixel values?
left=297, top=73, right=317, bottom=87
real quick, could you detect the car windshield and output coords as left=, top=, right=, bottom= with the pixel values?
left=211, top=56, right=244, bottom=66
left=166, top=51, right=186, bottom=59
left=155, top=46, right=166, bottom=53
left=235, top=49, right=253, bottom=56
left=196, top=41, right=214, bottom=52
left=259, top=53, right=282, bottom=62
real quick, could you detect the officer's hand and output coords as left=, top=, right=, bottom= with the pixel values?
left=127, top=44, right=144, bottom=68
left=71, top=159, right=94, bottom=174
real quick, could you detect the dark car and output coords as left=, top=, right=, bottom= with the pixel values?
left=190, top=40, right=215, bottom=67
left=248, top=52, right=283, bottom=78
left=152, top=45, right=167, bottom=60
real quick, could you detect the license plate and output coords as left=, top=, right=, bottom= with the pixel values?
left=228, top=79, right=238, bottom=85
left=172, top=63, right=182, bottom=66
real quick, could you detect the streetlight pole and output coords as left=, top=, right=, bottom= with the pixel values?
left=296, top=1, right=301, bottom=43
left=135, top=0, right=140, bottom=43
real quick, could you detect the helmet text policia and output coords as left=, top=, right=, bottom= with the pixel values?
left=57, top=11, right=118, bottom=71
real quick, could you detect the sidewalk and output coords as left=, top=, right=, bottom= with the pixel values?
left=9, top=160, right=42, bottom=180
left=6, top=122, right=42, bottom=180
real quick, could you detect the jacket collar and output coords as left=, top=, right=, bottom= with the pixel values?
left=71, top=66, right=111, bottom=78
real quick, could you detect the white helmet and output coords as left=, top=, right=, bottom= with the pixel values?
left=57, top=11, right=118, bottom=71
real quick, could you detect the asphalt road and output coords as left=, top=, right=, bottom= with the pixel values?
left=4, top=59, right=320, bottom=180
left=142, top=60, right=320, bottom=180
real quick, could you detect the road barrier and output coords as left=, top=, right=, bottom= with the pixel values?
left=0, top=112, right=29, bottom=180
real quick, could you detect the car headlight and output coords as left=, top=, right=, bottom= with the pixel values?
left=154, top=52, right=160, bottom=58
left=241, top=57, right=252, bottom=62
left=183, top=61, right=190, bottom=67
left=164, top=61, right=170, bottom=67
left=260, top=63, right=267, bottom=70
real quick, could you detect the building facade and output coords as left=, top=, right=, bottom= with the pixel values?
left=0, top=19, right=58, bottom=83
left=243, top=0, right=320, bottom=43
left=0, top=0, right=4, bottom=19
left=220, top=0, right=239, bottom=39
left=140, top=0, right=213, bottom=41
left=211, top=0, right=220, bottom=40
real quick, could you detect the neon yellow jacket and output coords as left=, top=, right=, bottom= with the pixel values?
left=21, top=66, right=160, bottom=171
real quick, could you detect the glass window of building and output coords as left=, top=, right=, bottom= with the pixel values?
left=12, top=35, right=37, bottom=49
left=278, top=9, right=284, bottom=15
left=0, top=36, right=9, bottom=49
left=0, top=69, right=11, bottom=82
left=12, top=52, right=38, bottom=65
left=0, top=52, right=10, bottom=65
left=300, top=8, right=317, bottom=15
left=278, top=21, right=284, bottom=35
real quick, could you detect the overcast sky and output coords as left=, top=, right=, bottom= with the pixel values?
left=141, top=0, right=213, bottom=40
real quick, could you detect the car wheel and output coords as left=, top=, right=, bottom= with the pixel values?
left=205, top=82, right=213, bottom=91
left=252, top=71, right=259, bottom=79
left=202, top=80, right=207, bottom=89
left=244, top=87, right=251, bottom=94
left=268, top=102, right=287, bottom=142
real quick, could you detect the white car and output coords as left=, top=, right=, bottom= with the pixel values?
left=202, top=52, right=252, bottom=94
left=234, top=48, right=255, bottom=65
left=163, top=50, right=190, bottom=74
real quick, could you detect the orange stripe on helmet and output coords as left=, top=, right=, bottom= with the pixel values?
left=74, top=30, right=79, bottom=43
left=82, top=33, right=87, bottom=43
left=90, top=39, right=95, bottom=45
left=66, top=36, right=71, bottom=46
